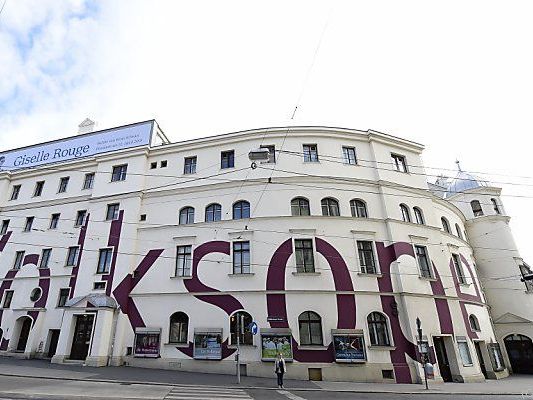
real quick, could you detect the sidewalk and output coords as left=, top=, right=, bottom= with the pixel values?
left=0, top=357, right=530, bottom=395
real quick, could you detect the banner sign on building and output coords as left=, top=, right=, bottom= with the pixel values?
left=261, top=334, right=293, bottom=361
left=193, top=331, right=223, bottom=360
left=134, top=331, right=161, bottom=358
left=0, top=121, right=155, bottom=172
left=333, top=334, right=366, bottom=363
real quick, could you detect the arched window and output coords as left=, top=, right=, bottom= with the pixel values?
left=413, top=207, right=424, bottom=225
left=367, top=312, right=391, bottom=346
left=298, top=311, right=323, bottom=346
left=400, top=204, right=411, bottom=223
left=291, top=197, right=310, bottom=216
left=350, top=199, right=368, bottom=218
left=169, top=312, right=189, bottom=343
left=205, top=203, right=222, bottom=222
left=491, top=198, right=501, bottom=215
left=233, top=200, right=250, bottom=220
left=230, top=311, right=253, bottom=345
left=468, top=314, right=480, bottom=332
left=321, top=197, right=340, bottom=217
left=179, top=207, right=195, bottom=225
left=471, top=200, right=483, bottom=217
left=455, top=224, right=463, bottom=240
left=441, top=217, right=451, bottom=234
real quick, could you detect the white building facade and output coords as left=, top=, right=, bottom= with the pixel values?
left=0, top=121, right=528, bottom=383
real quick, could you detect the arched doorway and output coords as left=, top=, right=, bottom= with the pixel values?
left=504, top=334, right=533, bottom=374
left=16, top=317, right=32, bottom=352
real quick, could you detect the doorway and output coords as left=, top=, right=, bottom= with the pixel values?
left=47, top=330, right=61, bottom=358
left=504, top=334, right=533, bottom=374
left=474, top=341, right=488, bottom=378
left=69, top=314, right=94, bottom=360
left=433, top=337, right=453, bottom=382
left=16, top=317, right=32, bottom=352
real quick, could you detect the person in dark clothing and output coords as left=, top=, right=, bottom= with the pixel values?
left=275, top=353, right=286, bottom=389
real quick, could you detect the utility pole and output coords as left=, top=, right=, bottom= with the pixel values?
left=416, top=317, right=429, bottom=390
left=236, top=315, right=241, bottom=384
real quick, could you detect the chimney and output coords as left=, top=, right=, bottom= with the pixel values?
left=78, top=118, right=96, bottom=134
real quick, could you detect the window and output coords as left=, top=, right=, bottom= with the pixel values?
left=40, top=249, right=52, bottom=268
left=97, top=248, right=113, bottom=274
left=106, top=203, right=120, bottom=221
left=452, top=253, right=467, bottom=284
left=457, top=338, right=473, bottom=366
left=2, top=290, right=14, bottom=308
left=455, top=224, right=463, bottom=240
left=441, top=217, right=451, bottom=234
left=357, top=241, right=377, bottom=274
left=140, top=214, right=147, bottom=221
left=260, top=145, right=276, bottom=164
left=205, top=203, right=222, bottom=222
left=400, top=204, right=411, bottom=222
left=83, top=173, right=95, bottom=190
left=30, top=288, right=42, bottom=302
left=10, top=184, right=21, bottom=200
left=75, top=210, right=87, bottom=227
left=303, top=144, right=319, bottom=162
left=233, top=241, right=250, bottom=274
left=58, top=177, right=70, bottom=193
left=367, top=312, right=391, bottom=346
left=413, top=207, right=424, bottom=225
left=291, top=197, right=310, bottom=216
left=491, top=198, right=501, bottom=214
left=350, top=199, right=368, bottom=218
left=230, top=311, right=253, bottom=345
left=471, top=200, right=483, bottom=217
left=169, top=312, right=189, bottom=343
left=176, top=245, right=192, bottom=277
left=519, top=263, right=533, bottom=292
left=66, top=246, right=80, bottom=267
left=415, top=245, right=432, bottom=278
left=321, top=197, right=340, bottom=216
left=469, top=315, right=480, bottom=331
left=111, top=164, right=128, bottom=182
left=342, top=146, right=357, bottom=165
left=298, top=311, right=323, bottom=346
left=184, top=156, right=197, bottom=174
left=179, top=207, right=195, bottom=225
left=160, top=160, right=167, bottom=168
left=0, top=220, right=9, bottom=235
left=233, top=200, right=250, bottom=219
left=295, top=239, right=315, bottom=273
left=94, top=281, right=106, bottom=290
left=24, top=216, right=34, bottom=232
left=150, top=162, right=157, bottom=169
left=13, top=251, right=25, bottom=269
left=33, top=181, right=44, bottom=197
left=57, top=288, right=70, bottom=307
left=49, top=213, right=60, bottom=229
left=221, top=150, right=235, bottom=169
left=391, top=153, right=408, bottom=172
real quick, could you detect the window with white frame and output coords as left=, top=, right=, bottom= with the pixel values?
left=40, top=249, right=52, bottom=268
left=321, top=197, right=340, bottom=216
left=179, top=207, right=195, bottom=225
left=471, top=200, right=483, bottom=217
left=57, top=288, right=70, bottom=307
left=106, top=203, right=120, bottom=221
left=221, top=150, right=235, bottom=169
left=13, top=251, right=25, bottom=269
left=441, top=217, right=451, bottom=233
left=233, top=241, right=250, bottom=274
left=205, top=203, right=222, bottom=222
left=357, top=241, right=377, bottom=274
left=58, top=176, right=70, bottom=193
left=169, top=312, right=189, bottom=343
left=75, top=210, right=87, bottom=227
left=83, top=173, right=95, bottom=190
left=415, top=245, right=432, bottom=278
left=342, top=146, right=357, bottom=165
left=452, top=253, right=467, bottom=284
left=33, top=181, right=44, bottom=197
left=97, top=248, right=113, bottom=274
left=457, top=337, right=473, bottom=366
left=298, top=311, right=323, bottom=345
left=350, top=199, right=368, bottom=218
left=519, top=263, right=533, bottom=292
left=2, top=290, right=14, bottom=308
left=413, top=207, right=424, bottom=225
left=111, top=164, right=128, bottom=182
left=0, top=220, right=9, bottom=235
left=233, top=201, right=250, bottom=219
left=400, top=204, right=411, bottom=222
left=491, top=198, right=501, bottom=214
left=469, top=314, right=480, bottom=331
left=184, top=156, right=197, bottom=174
left=291, top=197, right=310, bottom=216
left=66, top=246, right=80, bottom=267
left=367, top=312, right=391, bottom=346
left=176, top=245, right=192, bottom=277
left=303, top=144, right=319, bottom=162
left=24, top=216, right=34, bottom=232
left=10, top=185, right=21, bottom=200
left=455, top=224, right=463, bottom=239
left=391, top=153, right=408, bottom=172
left=295, top=239, right=315, bottom=273
left=49, top=213, right=60, bottom=229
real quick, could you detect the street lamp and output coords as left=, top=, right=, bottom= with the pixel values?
left=248, top=148, right=270, bottom=169
left=416, top=317, right=429, bottom=390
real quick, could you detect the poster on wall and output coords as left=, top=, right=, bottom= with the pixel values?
left=134, top=331, right=161, bottom=358
left=193, top=331, right=223, bottom=360
left=333, top=334, right=366, bottom=363
left=261, top=334, right=293, bottom=361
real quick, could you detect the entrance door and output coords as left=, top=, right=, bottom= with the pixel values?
left=47, top=330, right=61, bottom=358
left=69, top=314, right=94, bottom=360
left=504, top=334, right=533, bottom=374
left=434, top=337, right=453, bottom=382
left=474, top=341, right=488, bottom=378
left=16, top=318, right=32, bottom=352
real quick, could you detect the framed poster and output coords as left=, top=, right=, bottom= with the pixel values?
left=193, top=331, right=222, bottom=360
left=261, top=334, right=293, bottom=361
left=333, top=334, right=366, bottom=363
left=134, top=331, right=161, bottom=358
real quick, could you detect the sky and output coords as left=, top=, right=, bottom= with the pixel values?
left=0, top=0, right=532, bottom=261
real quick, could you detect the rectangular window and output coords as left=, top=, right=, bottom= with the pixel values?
left=111, top=164, right=128, bottom=182
left=40, top=249, right=52, bottom=268
left=83, top=173, right=95, bottom=190
left=221, top=151, right=235, bottom=169
left=2, top=290, right=14, bottom=308
left=295, top=239, right=315, bottom=273
left=391, top=154, right=408, bottom=172
left=184, top=156, right=197, bottom=174
left=66, top=246, right=80, bottom=267
left=342, top=146, right=357, bottom=165
left=57, top=288, right=70, bottom=307
left=13, top=251, right=25, bottom=269
left=233, top=241, right=250, bottom=274
left=457, top=339, right=473, bottom=366
left=24, top=216, right=34, bottom=232
left=49, top=213, right=60, bottom=229
left=75, top=210, right=87, bottom=227
left=415, top=245, right=432, bottom=278
left=106, top=203, right=120, bottom=221
left=0, top=220, right=9, bottom=235
left=33, top=181, right=45, bottom=197
left=452, top=253, right=467, bottom=284
left=303, top=144, right=319, bottom=162
left=97, top=248, right=113, bottom=274
left=93, top=281, right=106, bottom=290
left=176, top=245, right=192, bottom=277
left=10, top=184, right=21, bottom=200
left=58, top=177, right=70, bottom=193
left=260, top=145, right=276, bottom=164
left=160, top=160, right=167, bottom=168
left=357, top=241, right=377, bottom=274
left=519, top=263, right=533, bottom=292
left=150, top=161, right=157, bottom=169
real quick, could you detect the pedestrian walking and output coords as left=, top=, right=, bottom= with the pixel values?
left=275, top=352, right=286, bottom=389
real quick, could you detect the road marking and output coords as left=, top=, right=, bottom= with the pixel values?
left=277, top=390, right=307, bottom=400
left=164, top=385, right=252, bottom=400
